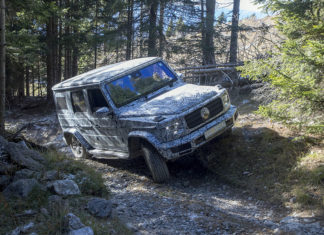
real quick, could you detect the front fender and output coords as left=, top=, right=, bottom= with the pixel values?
left=128, top=130, right=161, bottom=147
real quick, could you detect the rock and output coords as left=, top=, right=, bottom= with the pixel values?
left=43, top=170, right=58, bottom=181
left=0, top=175, right=11, bottom=190
left=13, top=169, right=40, bottom=181
left=51, top=180, right=81, bottom=196
left=68, top=227, right=94, bottom=235
left=3, top=179, right=41, bottom=199
left=7, top=222, right=34, bottom=235
left=7, top=227, right=21, bottom=235
left=15, top=209, right=37, bottom=217
left=87, top=198, right=112, bottom=218
left=20, top=222, right=35, bottom=233
left=40, top=208, right=49, bottom=217
left=62, top=213, right=85, bottom=231
left=6, top=142, right=44, bottom=171
left=17, top=140, right=29, bottom=149
left=290, top=197, right=296, bottom=203
left=0, top=162, right=17, bottom=175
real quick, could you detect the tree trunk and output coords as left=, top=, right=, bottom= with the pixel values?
left=147, top=1, right=158, bottom=57
left=94, top=0, right=98, bottom=68
left=126, top=0, right=133, bottom=60
left=32, top=67, right=35, bottom=97
left=0, top=0, right=5, bottom=134
left=203, top=0, right=216, bottom=65
left=139, top=1, right=144, bottom=57
left=38, top=60, right=41, bottom=96
left=57, top=0, right=62, bottom=82
left=64, top=0, right=72, bottom=79
left=158, top=0, right=165, bottom=57
left=46, top=18, right=54, bottom=101
left=72, top=43, right=78, bottom=76
left=200, top=0, right=205, bottom=64
left=18, top=62, right=24, bottom=100
left=229, top=0, right=240, bottom=63
left=25, top=66, right=30, bottom=96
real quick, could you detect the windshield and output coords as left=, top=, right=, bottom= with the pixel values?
left=106, top=61, right=177, bottom=107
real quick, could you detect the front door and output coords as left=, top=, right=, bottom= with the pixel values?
left=86, top=88, right=127, bottom=151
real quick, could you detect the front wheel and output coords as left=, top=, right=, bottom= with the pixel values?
left=142, top=143, right=170, bottom=183
left=70, top=135, right=89, bottom=159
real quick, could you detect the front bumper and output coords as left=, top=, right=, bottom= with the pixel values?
left=155, top=105, right=238, bottom=160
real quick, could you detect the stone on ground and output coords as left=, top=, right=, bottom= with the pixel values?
left=51, top=179, right=80, bottom=196
left=3, top=178, right=41, bottom=199
left=87, top=197, right=112, bottom=218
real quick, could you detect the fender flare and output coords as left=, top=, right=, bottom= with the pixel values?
left=63, top=129, right=93, bottom=150
left=127, top=130, right=164, bottom=156
left=128, top=131, right=160, bottom=147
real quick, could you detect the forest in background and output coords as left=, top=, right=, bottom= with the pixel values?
left=1, top=0, right=262, bottom=102
left=0, top=0, right=323, bottom=134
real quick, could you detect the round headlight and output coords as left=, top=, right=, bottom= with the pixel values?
left=222, top=93, right=230, bottom=107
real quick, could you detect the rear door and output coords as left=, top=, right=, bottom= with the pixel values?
left=70, top=90, right=94, bottom=145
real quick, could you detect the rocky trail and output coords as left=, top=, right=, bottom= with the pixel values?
left=4, top=98, right=323, bottom=235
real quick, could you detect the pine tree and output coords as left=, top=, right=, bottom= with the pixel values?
left=240, top=0, right=324, bottom=134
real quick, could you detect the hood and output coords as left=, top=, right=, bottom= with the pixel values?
left=118, top=84, right=221, bottom=117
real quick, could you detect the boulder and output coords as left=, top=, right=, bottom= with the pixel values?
left=6, top=222, right=35, bottom=235
left=68, top=227, right=94, bottom=235
left=63, top=213, right=85, bottom=231
left=0, top=162, right=17, bottom=175
left=6, top=143, right=44, bottom=171
left=62, top=213, right=94, bottom=235
left=13, top=169, right=40, bottom=181
left=51, top=180, right=81, bottom=196
left=87, top=198, right=112, bottom=218
left=3, top=178, right=41, bottom=199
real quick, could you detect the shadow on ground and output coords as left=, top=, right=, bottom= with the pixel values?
left=91, top=124, right=323, bottom=211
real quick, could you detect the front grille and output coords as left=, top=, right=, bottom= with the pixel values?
left=185, top=98, right=223, bottom=129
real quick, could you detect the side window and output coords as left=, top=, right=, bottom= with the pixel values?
left=56, top=97, right=68, bottom=110
left=71, top=90, right=87, bottom=113
left=87, top=89, right=109, bottom=112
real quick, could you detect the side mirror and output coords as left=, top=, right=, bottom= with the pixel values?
left=95, top=107, right=111, bottom=116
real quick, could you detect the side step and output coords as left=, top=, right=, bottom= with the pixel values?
left=88, top=149, right=129, bottom=159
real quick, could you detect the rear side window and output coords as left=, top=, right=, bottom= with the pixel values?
left=56, top=97, right=68, bottom=110
left=87, top=89, right=109, bottom=112
left=71, top=91, right=87, bottom=112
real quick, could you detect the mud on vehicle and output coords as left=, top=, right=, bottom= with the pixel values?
left=52, top=57, right=238, bottom=182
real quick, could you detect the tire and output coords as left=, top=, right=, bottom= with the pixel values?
left=142, top=143, right=170, bottom=183
left=70, top=135, right=89, bottom=159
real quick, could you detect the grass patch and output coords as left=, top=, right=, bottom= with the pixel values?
left=207, top=119, right=324, bottom=212
left=0, top=185, right=50, bottom=234
left=43, top=150, right=109, bottom=198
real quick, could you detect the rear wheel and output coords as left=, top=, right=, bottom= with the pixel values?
left=142, top=143, right=170, bottom=183
left=70, top=135, right=89, bottom=159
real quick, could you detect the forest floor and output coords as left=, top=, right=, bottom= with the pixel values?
left=4, top=85, right=324, bottom=234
